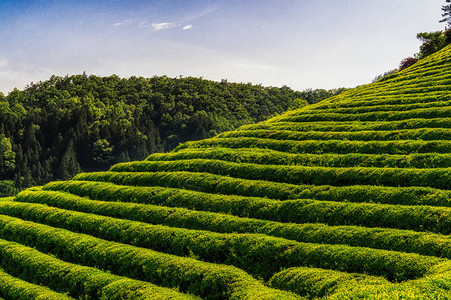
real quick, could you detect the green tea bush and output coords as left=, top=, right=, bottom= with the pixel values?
left=0, top=239, right=198, bottom=300
left=72, top=172, right=451, bottom=207
left=269, top=267, right=388, bottom=298
left=147, top=148, right=451, bottom=169
left=175, top=137, right=451, bottom=155
left=0, top=214, right=300, bottom=300
left=110, top=159, right=451, bottom=189
left=16, top=189, right=451, bottom=260
left=0, top=267, right=74, bottom=300
left=0, top=211, right=443, bottom=282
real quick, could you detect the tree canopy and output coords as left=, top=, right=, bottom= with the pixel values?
left=0, top=74, right=345, bottom=194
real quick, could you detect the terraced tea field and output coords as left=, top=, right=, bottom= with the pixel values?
left=2, top=46, right=451, bottom=299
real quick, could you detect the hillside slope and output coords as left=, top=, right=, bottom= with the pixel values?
left=2, top=46, right=451, bottom=299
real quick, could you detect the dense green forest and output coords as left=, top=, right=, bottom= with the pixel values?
left=0, top=74, right=346, bottom=194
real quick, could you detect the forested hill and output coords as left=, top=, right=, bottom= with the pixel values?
left=0, top=74, right=345, bottom=192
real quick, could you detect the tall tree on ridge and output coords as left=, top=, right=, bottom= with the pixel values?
left=440, top=0, right=451, bottom=28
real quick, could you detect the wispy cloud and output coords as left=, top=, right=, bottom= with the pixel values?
left=152, top=22, right=178, bottom=31
left=184, top=5, right=220, bottom=21
left=112, top=20, right=190, bottom=32
left=112, top=19, right=133, bottom=27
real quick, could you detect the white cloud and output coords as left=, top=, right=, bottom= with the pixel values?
left=152, top=22, right=177, bottom=31
left=112, top=19, right=133, bottom=27
left=182, top=25, right=193, bottom=30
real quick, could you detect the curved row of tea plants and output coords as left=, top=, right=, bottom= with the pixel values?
left=175, top=137, right=451, bottom=155
left=72, top=171, right=451, bottom=207
left=110, top=159, right=451, bottom=190
left=0, top=195, right=441, bottom=281
left=146, top=147, right=451, bottom=168
left=16, top=188, right=451, bottom=260
left=244, top=118, right=451, bottom=132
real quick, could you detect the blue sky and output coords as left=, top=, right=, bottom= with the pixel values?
left=0, top=0, right=446, bottom=93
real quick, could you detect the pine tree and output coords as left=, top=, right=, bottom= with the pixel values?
left=441, top=0, right=451, bottom=28
left=57, top=140, right=82, bottom=180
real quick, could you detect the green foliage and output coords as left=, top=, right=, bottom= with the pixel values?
left=57, top=140, right=82, bottom=180
left=218, top=127, right=451, bottom=142
left=0, top=266, right=74, bottom=300
left=110, top=159, right=451, bottom=190
left=298, top=88, right=348, bottom=104
left=0, top=239, right=198, bottom=300
left=0, top=180, right=19, bottom=197
left=0, top=212, right=300, bottom=300
left=269, top=267, right=388, bottom=298
left=417, top=31, right=449, bottom=59
left=0, top=135, right=15, bottom=176
left=92, top=139, right=114, bottom=164
left=276, top=105, right=451, bottom=123
left=175, top=136, right=451, bottom=156
left=21, top=185, right=451, bottom=261
left=73, top=170, right=451, bottom=207
left=60, top=172, right=451, bottom=235
left=147, top=147, right=451, bottom=169
left=3, top=196, right=442, bottom=282
left=0, top=74, right=308, bottom=189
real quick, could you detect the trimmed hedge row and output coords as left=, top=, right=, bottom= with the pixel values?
left=72, top=171, right=451, bottom=207
left=0, top=267, right=74, bottom=300
left=320, top=90, right=449, bottom=110
left=276, top=105, right=451, bottom=123
left=315, top=78, right=451, bottom=114
left=243, top=118, right=451, bottom=133
left=311, top=94, right=450, bottom=110
left=313, top=95, right=451, bottom=112
left=0, top=213, right=301, bottom=300
left=40, top=180, right=451, bottom=235
left=330, top=73, right=451, bottom=97
left=304, top=83, right=449, bottom=109
left=2, top=197, right=442, bottom=281
left=323, top=274, right=451, bottom=300
left=0, top=197, right=14, bottom=202
left=268, top=267, right=388, bottom=298
left=0, top=239, right=199, bottom=300
left=174, top=137, right=451, bottom=155
left=217, top=128, right=451, bottom=142
left=109, top=159, right=451, bottom=190
left=18, top=188, right=451, bottom=260
left=147, top=148, right=451, bottom=169
left=293, top=98, right=451, bottom=116
left=0, top=211, right=443, bottom=282
left=349, top=76, right=451, bottom=94
left=0, top=198, right=301, bottom=279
